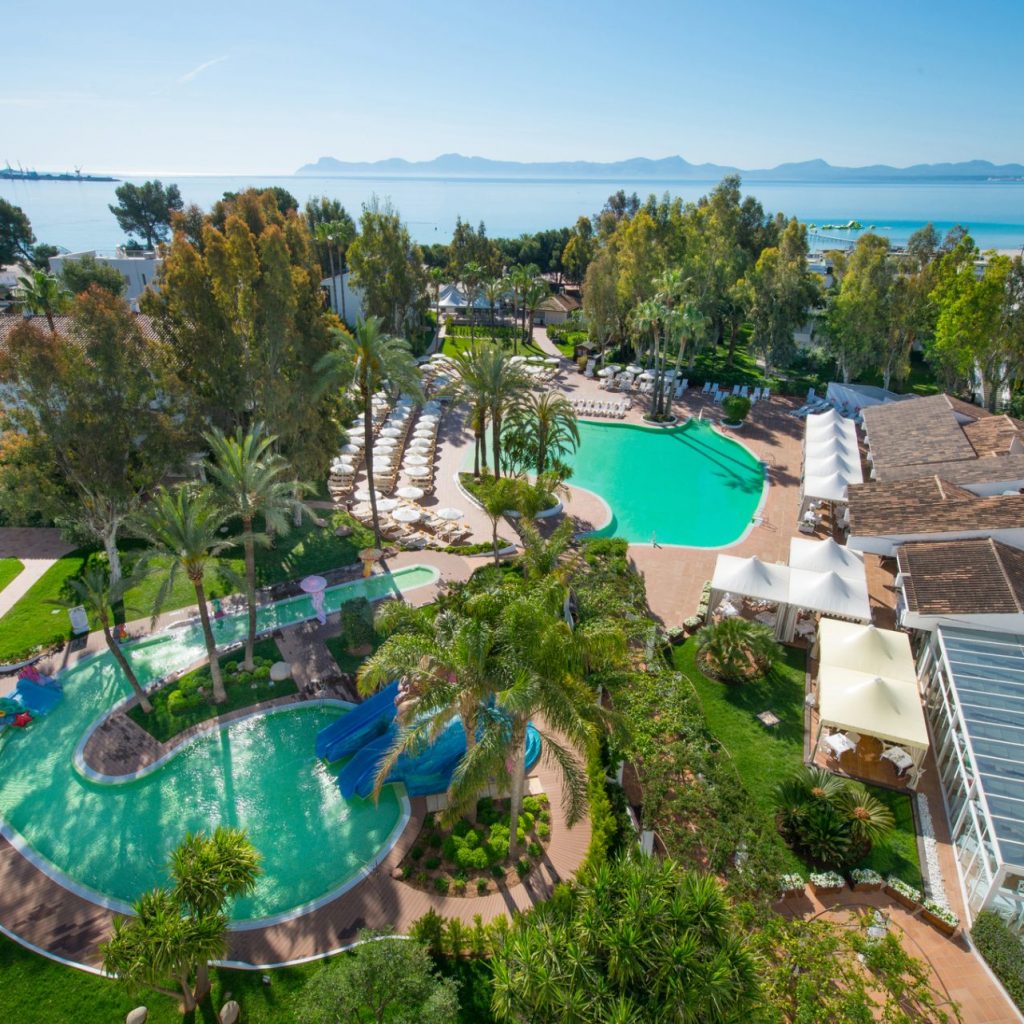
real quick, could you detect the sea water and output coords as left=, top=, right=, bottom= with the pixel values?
left=3, top=175, right=1023, bottom=254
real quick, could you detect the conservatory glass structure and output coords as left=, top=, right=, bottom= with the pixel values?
left=919, top=627, right=1024, bottom=930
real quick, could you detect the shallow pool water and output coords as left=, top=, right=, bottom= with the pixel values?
left=0, top=565, right=437, bottom=922
left=566, top=419, right=765, bottom=546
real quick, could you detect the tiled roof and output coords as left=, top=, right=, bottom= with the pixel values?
left=864, top=394, right=1024, bottom=485
left=0, top=312, right=161, bottom=345
left=863, top=395, right=981, bottom=473
left=848, top=475, right=1024, bottom=537
left=538, top=293, right=580, bottom=313
left=897, top=538, right=1024, bottom=615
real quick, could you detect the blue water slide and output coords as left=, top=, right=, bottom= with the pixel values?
left=13, top=678, right=62, bottom=717
left=337, top=716, right=543, bottom=800
left=315, top=680, right=399, bottom=762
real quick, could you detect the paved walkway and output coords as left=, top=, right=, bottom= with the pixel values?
left=779, top=887, right=1022, bottom=1023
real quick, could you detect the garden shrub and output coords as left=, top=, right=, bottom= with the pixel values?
left=428, top=831, right=442, bottom=848
left=528, top=841, right=542, bottom=858
left=722, top=394, right=751, bottom=423
left=972, top=911, right=1024, bottom=1011
left=224, top=662, right=238, bottom=674
left=537, top=821, right=551, bottom=839
left=411, top=846, right=423, bottom=861
left=341, top=596, right=375, bottom=650
left=452, top=878, right=466, bottom=895
left=476, top=878, right=489, bottom=895
left=522, top=796, right=541, bottom=816
left=425, top=856, right=442, bottom=871
left=470, top=914, right=488, bottom=956
left=410, top=909, right=445, bottom=954
left=167, top=690, right=190, bottom=716
left=254, top=666, right=270, bottom=681
left=433, top=876, right=450, bottom=895
left=515, top=858, right=531, bottom=877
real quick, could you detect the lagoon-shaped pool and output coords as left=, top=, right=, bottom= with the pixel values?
left=566, top=419, right=765, bottom=547
left=0, top=565, right=437, bottom=924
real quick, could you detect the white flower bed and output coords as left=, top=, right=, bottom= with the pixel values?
left=886, top=876, right=922, bottom=904
left=809, top=870, right=845, bottom=889
left=778, top=873, right=805, bottom=893
left=922, top=898, right=959, bottom=928
left=916, top=792, right=948, bottom=903
left=850, top=868, right=883, bottom=885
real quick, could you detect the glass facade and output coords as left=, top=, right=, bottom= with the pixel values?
left=920, top=628, right=1024, bottom=931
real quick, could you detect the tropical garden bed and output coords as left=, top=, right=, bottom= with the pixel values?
left=674, top=638, right=923, bottom=886
left=127, top=638, right=296, bottom=742
left=398, top=796, right=552, bottom=897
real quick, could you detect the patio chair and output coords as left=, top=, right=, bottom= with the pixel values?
left=751, top=386, right=762, bottom=402
left=732, top=384, right=741, bottom=396
left=701, top=381, right=711, bottom=395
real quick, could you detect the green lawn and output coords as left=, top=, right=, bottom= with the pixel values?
left=0, top=932, right=494, bottom=1024
left=673, top=639, right=922, bottom=886
left=127, top=638, right=296, bottom=742
left=0, top=557, right=24, bottom=594
left=0, top=513, right=375, bottom=664
left=323, top=631, right=383, bottom=676
left=441, top=324, right=547, bottom=358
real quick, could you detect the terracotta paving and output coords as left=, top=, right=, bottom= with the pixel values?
left=778, top=888, right=1022, bottom=1023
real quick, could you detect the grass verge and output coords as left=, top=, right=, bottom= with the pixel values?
left=0, top=557, right=24, bottom=594
left=674, top=639, right=922, bottom=886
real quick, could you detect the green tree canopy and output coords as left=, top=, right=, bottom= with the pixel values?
left=297, top=930, right=459, bottom=1024
left=492, top=857, right=760, bottom=1024
left=0, top=197, right=36, bottom=265
left=59, top=253, right=127, bottom=297
left=108, top=179, right=184, bottom=248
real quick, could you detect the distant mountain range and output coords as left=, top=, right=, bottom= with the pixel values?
left=296, top=153, right=1024, bottom=182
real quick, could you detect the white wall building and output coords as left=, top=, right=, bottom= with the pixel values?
left=48, top=248, right=162, bottom=302
left=321, top=271, right=365, bottom=328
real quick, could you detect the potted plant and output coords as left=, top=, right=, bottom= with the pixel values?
left=850, top=867, right=884, bottom=892
left=721, top=394, right=751, bottom=428
left=778, top=873, right=806, bottom=899
left=921, top=898, right=959, bottom=937
left=810, top=870, right=846, bottom=895
left=884, top=876, right=922, bottom=910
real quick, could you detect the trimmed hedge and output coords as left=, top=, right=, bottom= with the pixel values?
left=972, top=911, right=1024, bottom=1010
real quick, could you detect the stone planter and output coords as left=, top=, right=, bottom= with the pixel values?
left=852, top=881, right=884, bottom=893
left=884, top=883, right=921, bottom=911
left=812, top=883, right=846, bottom=898
left=920, top=908, right=958, bottom=937
left=721, top=420, right=746, bottom=430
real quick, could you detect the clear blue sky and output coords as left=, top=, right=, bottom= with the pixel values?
left=3, top=0, right=1022, bottom=174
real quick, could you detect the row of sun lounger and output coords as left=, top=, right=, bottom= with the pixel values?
left=571, top=398, right=630, bottom=418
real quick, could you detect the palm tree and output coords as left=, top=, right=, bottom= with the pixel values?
left=450, top=343, right=530, bottom=479
left=132, top=485, right=234, bottom=703
left=55, top=563, right=154, bottom=713
left=315, top=316, right=424, bottom=546
left=314, top=222, right=339, bottom=315
left=170, top=827, right=261, bottom=1000
left=102, top=887, right=226, bottom=1013
left=462, top=260, right=484, bottom=342
left=482, top=276, right=504, bottom=342
left=520, top=277, right=549, bottom=352
left=508, top=264, right=537, bottom=352
left=204, top=424, right=305, bottom=671
left=506, top=391, right=580, bottom=476
left=465, top=576, right=626, bottom=859
left=429, top=266, right=446, bottom=326
left=630, top=298, right=662, bottom=416
left=359, top=609, right=509, bottom=821
left=695, top=617, right=782, bottom=683
left=475, top=474, right=524, bottom=565
left=519, top=519, right=577, bottom=583
left=17, top=269, right=68, bottom=333
left=329, top=217, right=356, bottom=324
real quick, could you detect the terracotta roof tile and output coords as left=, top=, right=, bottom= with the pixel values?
left=848, top=475, right=1024, bottom=537
left=0, top=312, right=160, bottom=345
left=897, top=538, right=1024, bottom=615
left=963, top=415, right=1024, bottom=457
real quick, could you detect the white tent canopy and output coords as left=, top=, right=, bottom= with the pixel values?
left=817, top=618, right=917, bottom=683
left=788, top=538, right=865, bottom=581
left=815, top=618, right=929, bottom=785
left=710, top=555, right=790, bottom=604
left=788, top=568, right=871, bottom=622
left=802, top=470, right=853, bottom=504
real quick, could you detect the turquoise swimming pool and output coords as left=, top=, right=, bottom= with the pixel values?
left=566, top=419, right=765, bottom=547
left=0, top=564, right=438, bottom=923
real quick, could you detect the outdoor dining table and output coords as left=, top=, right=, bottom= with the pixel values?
left=824, top=733, right=857, bottom=758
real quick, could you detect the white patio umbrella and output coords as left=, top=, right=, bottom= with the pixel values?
left=331, top=457, right=354, bottom=472
left=545, top=358, right=560, bottom=366
left=405, top=466, right=430, bottom=478
left=393, top=506, right=423, bottom=524
left=408, top=440, right=432, bottom=451
left=355, top=487, right=383, bottom=502
left=418, top=414, right=438, bottom=424
left=339, top=444, right=359, bottom=455
left=377, top=498, right=401, bottom=513
left=347, top=434, right=365, bottom=447
left=396, top=486, right=424, bottom=500
left=627, top=364, right=643, bottom=374
left=404, top=453, right=428, bottom=466
left=423, top=402, right=441, bottom=412
left=598, top=367, right=616, bottom=377
left=435, top=507, right=464, bottom=520
left=413, top=430, right=435, bottom=440
left=380, top=427, right=402, bottom=438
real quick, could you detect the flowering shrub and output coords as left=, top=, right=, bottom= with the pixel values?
left=778, top=873, right=805, bottom=893
left=809, top=871, right=845, bottom=889
left=850, top=868, right=883, bottom=885
left=886, top=876, right=922, bottom=904
left=922, top=899, right=959, bottom=927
